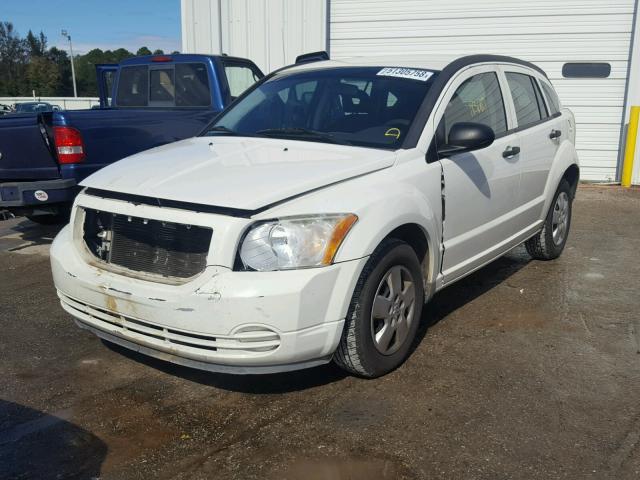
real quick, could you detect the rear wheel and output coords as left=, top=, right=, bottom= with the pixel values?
left=334, top=238, right=424, bottom=378
left=525, top=179, right=572, bottom=260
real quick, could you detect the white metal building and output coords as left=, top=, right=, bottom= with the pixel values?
left=181, top=0, right=640, bottom=184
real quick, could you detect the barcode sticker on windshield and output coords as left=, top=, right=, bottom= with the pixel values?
left=377, top=67, right=434, bottom=82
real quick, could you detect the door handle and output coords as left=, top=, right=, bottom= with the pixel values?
left=502, top=146, right=521, bottom=158
left=549, top=129, right=562, bottom=139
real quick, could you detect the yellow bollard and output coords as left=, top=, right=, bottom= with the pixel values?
left=621, top=106, right=640, bottom=187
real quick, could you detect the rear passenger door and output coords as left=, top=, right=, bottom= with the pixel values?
left=434, top=66, right=522, bottom=283
left=502, top=67, right=563, bottom=227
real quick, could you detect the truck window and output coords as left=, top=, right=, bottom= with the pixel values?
left=224, top=64, right=261, bottom=99
left=117, top=66, right=149, bottom=107
left=150, top=68, right=175, bottom=104
left=176, top=63, right=211, bottom=107
left=116, top=63, right=211, bottom=108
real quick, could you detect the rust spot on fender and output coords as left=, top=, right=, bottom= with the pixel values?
left=105, top=295, right=118, bottom=312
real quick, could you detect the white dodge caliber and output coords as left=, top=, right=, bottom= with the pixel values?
left=51, top=54, right=579, bottom=378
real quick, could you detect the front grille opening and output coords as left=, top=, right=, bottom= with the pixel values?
left=82, top=208, right=212, bottom=281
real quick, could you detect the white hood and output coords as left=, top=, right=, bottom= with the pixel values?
left=81, top=136, right=396, bottom=210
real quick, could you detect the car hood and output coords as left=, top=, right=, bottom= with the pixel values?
left=80, top=136, right=397, bottom=211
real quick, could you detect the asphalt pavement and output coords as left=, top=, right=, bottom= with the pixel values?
left=1, top=185, right=639, bottom=479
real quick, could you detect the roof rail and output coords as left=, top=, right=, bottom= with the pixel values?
left=295, top=51, right=329, bottom=65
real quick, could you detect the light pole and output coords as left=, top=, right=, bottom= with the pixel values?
left=61, top=29, right=78, bottom=97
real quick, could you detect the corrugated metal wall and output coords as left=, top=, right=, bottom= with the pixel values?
left=181, top=0, right=326, bottom=73
left=329, top=0, right=638, bottom=182
left=181, top=0, right=223, bottom=55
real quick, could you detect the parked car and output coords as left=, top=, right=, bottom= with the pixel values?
left=12, top=102, right=59, bottom=113
left=51, top=53, right=579, bottom=378
left=0, top=54, right=263, bottom=224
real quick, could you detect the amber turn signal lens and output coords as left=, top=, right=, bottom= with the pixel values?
left=322, top=214, right=358, bottom=264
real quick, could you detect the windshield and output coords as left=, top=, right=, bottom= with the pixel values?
left=204, top=66, right=437, bottom=149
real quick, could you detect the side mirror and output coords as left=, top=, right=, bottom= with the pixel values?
left=437, top=122, right=495, bottom=156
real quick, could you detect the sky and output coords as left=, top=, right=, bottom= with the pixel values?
left=2, top=0, right=181, bottom=54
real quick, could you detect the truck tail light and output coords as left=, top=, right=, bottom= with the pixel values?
left=53, top=126, right=85, bottom=164
left=151, top=55, right=172, bottom=62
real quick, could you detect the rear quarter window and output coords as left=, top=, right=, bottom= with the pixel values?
left=539, top=80, right=561, bottom=115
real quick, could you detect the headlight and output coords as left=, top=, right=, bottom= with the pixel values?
left=239, top=214, right=358, bottom=271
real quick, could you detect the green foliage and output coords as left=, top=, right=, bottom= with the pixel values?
left=26, top=56, right=60, bottom=95
left=0, top=22, right=29, bottom=95
left=0, top=20, right=180, bottom=97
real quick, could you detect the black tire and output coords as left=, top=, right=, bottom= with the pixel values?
left=525, top=179, right=573, bottom=260
left=334, top=238, right=424, bottom=378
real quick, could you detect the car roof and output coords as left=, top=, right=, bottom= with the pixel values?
left=285, top=53, right=545, bottom=77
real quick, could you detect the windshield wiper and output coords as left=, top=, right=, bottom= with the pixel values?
left=255, top=128, right=351, bottom=145
left=206, top=125, right=238, bottom=136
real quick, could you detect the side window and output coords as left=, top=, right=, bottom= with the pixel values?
left=224, top=63, right=262, bottom=99
left=440, top=71, right=507, bottom=145
left=505, top=72, right=546, bottom=127
left=539, top=81, right=561, bottom=115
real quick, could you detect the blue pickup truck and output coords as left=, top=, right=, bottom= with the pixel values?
left=0, top=53, right=263, bottom=224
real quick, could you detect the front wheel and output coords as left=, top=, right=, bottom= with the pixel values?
left=525, top=179, right=573, bottom=260
left=334, top=239, right=424, bottom=378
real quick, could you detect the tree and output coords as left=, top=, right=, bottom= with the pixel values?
left=27, top=56, right=60, bottom=95
left=0, top=22, right=29, bottom=95
left=26, top=29, right=47, bottom=57
left=136, top=46, right=152, bottom=56
left=0, top=21, right=167, bottom=97
left=47, top=46, right=73, bottom=96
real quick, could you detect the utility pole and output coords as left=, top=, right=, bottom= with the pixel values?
left=61, top=30, right=78, bottom=97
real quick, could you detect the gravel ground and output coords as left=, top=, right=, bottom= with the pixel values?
left=1, top=185, right=639, bottom=480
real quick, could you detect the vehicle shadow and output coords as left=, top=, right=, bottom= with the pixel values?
left=0, top=217, right=63, bottom=250
left=0, top=399, right=107, bottom=479
left=410, top=245, right=532, bottom=354
left=104, top=341, right=349, bottom=394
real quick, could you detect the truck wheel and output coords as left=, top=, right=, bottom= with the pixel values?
left=334, top=238, right=424, bottom=378
left=525, top=179, right=573, bottom=260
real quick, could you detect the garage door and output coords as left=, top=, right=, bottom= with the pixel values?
left=329, top=0, right=637, bottom=182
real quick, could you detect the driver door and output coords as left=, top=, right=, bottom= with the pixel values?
left=434, top=66, right=522, bottom=283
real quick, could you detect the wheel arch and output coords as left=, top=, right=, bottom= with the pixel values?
left=541, top=140, right=580, bottom=217
left=337, top=214, right=440, bottom=301
left=562, top=163, right=580, bottom=198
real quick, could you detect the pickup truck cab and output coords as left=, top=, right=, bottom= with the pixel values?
left=0, top=54, right=263, bottom=223
left=51, top=53, right=579, bottom=378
